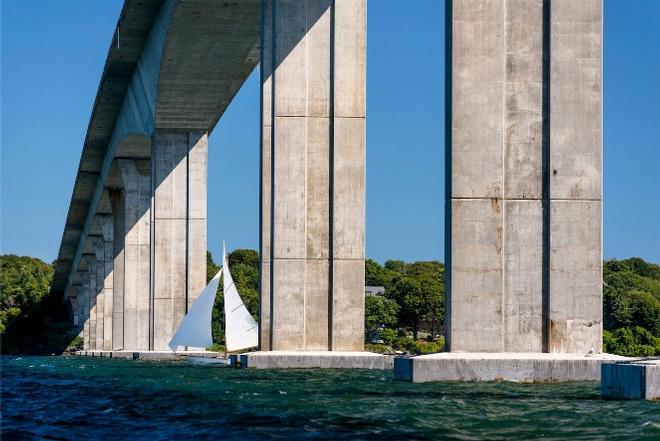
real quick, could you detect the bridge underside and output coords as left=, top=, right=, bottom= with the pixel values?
left=55, top=0, right=601, bottom=357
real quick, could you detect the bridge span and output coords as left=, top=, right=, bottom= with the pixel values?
left=54, top=0, right=602, bottom=361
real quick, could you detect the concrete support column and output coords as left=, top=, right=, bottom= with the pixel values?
left=446, top=0, right=601, bottom=353
left=151, top=132, right=207, bottom=351
left=548, top=0, right=602, bottom=353
left=110, top=190, right=125, bottom=350
left=97, top=214, right=115, bottom=351
left=86, top=255, right=98, bottom=350
left=118, top=159, right=152, bottom=351
left=260, top=0, right=366, bottom=351
left=78, top=269, right=91, bottom=350
left=91, top=236, right=106, bottom=350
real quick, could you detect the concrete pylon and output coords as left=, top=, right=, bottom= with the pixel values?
left=90, top=236, right=106, bottom=351
left=260, top=0, right=366, bottom=351
left=117, top=159, right=152, bottom=351
left=86, top=255, right=98, bottom=350
left=446, top=0, right=602, bottom=353
left=151, top=132, right=208, bottom=351
left=110, top=190, right=125, bottom=350
left=97, top=214, right=115, bottom=351
left=78, top=268, right=91, bottom=350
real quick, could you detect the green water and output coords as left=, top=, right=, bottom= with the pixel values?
left=1, top=356, right=658, bottom=440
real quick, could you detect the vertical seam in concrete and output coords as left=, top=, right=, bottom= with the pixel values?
left=541, top=0, right=551, bottom=353
left=501, top=0, right=507, bottom=353
left=599, top=0, right=604, bottom=346
left=258, top=0, right=265, bottom=352
left=185, top=133, right=190, bottom=318
left=328, top=0, right=335, bottom=351
left=268, top=0, right=277, bottom=351
left=150, top=143, right=156, bottom=350
left=302, top=0, right=309, bottom=350
left=443, top=0, right=452, bottom=352
left=328, top=0, right=336, bottom=351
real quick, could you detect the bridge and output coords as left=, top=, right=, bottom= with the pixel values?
left=53, top=0, right=603, bottom=365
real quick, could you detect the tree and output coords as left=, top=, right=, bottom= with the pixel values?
left=386, top=275, right=443, bottom=340
left=0, top=255, right=54, bottom=335
left=0, top=255, right=53, bottom=311
left=207, top=251, right=220, bottom=283
left=604, top=326, right=660, bottom=357
left=364, top=295, right=399, bottom=341
left=365, top=259, right=392, bottom=288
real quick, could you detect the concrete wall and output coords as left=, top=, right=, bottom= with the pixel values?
left=260, top=0, right=366, bottom=351
left=447, top=0, right=602, bottom=353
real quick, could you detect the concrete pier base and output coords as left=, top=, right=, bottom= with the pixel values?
left=238, top=351, right=393, bottom=370
left=601, top=360, right=660, bottom=401
left=394, top=353, right=630, bottom=383
left=74, top=350, right=221, bottom=361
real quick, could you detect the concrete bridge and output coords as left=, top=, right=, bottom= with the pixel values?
left=53, top=0, right=602, bottom=359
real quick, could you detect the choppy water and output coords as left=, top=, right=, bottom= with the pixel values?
left=1, top=356, right=658, bottom=440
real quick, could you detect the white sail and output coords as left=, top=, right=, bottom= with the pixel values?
left=223, top=246, right=259, bottom=352
left=168, top=269, right=222, bottom=352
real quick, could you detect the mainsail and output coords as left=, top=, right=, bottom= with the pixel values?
left=168, top=269, right=222, bottom=352
left=168, top=242, right=259, bottom=353
left=223, top=247, right=259, bottom=352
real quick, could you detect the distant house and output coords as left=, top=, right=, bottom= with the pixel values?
left=364, top=286, right=385, bottom=296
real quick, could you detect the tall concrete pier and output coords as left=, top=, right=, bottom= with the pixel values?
left=446, top=0, right=602, bottom=354
left=260, top=0, right=366, bottom=351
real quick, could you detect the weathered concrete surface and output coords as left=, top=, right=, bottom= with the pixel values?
left=78, top=268, right=91, bottom=350
left=239, top=351, right=393, bottom=370
left=152, top=132, right=207, bottom=351
left=96, top=214, right=114, bottom=351
left=86, top=255, right=98, bottom=350
left=91, top=236, right=107, bottom=351
left=260, top=0, right=366, bottom=352
left=548, top=0, right=603, bottom=354
left=601, top=360, right=660, bottom=401
left=394, top=352, right=628, bottom=383
left=447, top=0, right=602, bottom=353
left=110, top=190, right=125, bottom=350
left=118, top=160, right=152, bottom=351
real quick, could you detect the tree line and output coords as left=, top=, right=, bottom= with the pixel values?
left=1, top=252, right=658, bottom=356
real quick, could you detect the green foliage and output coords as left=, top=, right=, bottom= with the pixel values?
left=0, top=255, right=53, bottom=311
left=378, top=328, right=398, bottom=345
left=602, top=258, right=660, bottom=356
left=0, top=307, right=21, bottom=334
left=68, top=336, right=83, bottom=351
left=603, top=327, right=660, bottom=357
left=209, top=249, right=260, bottom=346
left=413, top=337, right=445, bottom=355
left=365, top=259, right=392, bottom=288
left=364, top=295, right=399, bottom=340
left=0, top=254, right=79, bottom=354
left=365, top=259, right=445, bottom=340
left=207, top=251, right=221, bottom=283
left=366, top=329, right=444, bottom=355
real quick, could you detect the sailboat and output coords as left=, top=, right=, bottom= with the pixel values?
left=168, top=243, right=259, bottom=364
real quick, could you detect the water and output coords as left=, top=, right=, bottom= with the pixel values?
left=2, top=356, right=658, bottom=440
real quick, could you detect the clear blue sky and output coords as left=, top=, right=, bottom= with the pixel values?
left=1, top=0, right=659, bottom=265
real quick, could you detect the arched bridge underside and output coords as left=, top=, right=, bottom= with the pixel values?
left=53, top=0, right=602, bottom=355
